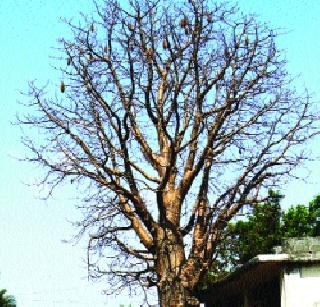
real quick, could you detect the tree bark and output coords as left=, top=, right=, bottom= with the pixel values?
left=156, top=227, right=200, bottom=307
left=158, top=282, right=199, bottom=307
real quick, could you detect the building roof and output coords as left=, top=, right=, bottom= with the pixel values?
left=200, top=237, right=320, bottom=304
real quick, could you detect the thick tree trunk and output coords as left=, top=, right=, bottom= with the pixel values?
left=158, top=282, right=199, bottom=307
left=156, top=227, right=200, bottom=307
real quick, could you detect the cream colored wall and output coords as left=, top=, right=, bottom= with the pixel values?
left=281, top=266, right=320, bottom=307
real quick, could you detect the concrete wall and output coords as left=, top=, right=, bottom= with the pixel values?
left=281, top=265, right=320, bottom=307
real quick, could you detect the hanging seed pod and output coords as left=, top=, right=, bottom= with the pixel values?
left=65, top=121, right=70, bottom=134
left=90, top=23, right=95, bottom=32
left=60, top=81, right=65, bottom=93
left=67, top=57, right=71, bottom=66
left=146, top=48, right=154, bottom=58
left=245, top=36, right=249, bottom=47
left=180, top=18, right=187, bottom=28
left=162, top=38, right=168, bottom=49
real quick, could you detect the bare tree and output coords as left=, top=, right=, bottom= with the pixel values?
left=20, top=0, right=319, bottom=305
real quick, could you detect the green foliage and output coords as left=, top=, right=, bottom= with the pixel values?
left=282, top=205, right=311, bottom=237
left=307, top=194, right=320, bottom=236
left=215, top=191, right=282, bottom=272
left=282, top=194, right=320, bottom=237
left=236, top=196, right=282, bottom=264
left=213, top=192, right=320, bottom=278
left=0, top=289, right=16, bottom=307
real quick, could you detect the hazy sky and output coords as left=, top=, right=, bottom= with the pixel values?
left=0, top=1, right=319, bottom=306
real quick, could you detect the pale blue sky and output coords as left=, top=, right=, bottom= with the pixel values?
left=0, top=1, right=319, bottom=306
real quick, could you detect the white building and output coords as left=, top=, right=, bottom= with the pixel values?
left=202, top=237, right=320, bottom=307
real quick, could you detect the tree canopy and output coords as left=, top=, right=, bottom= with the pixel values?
left=214, top=192, right=320, bottom=276
left=213, top=190, right=283, bottom=274
left=19, top=0, right=319, bottom=305
left=282, top=195, right=320, bottom=237
left=0, top=289, right=16, bottom=307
